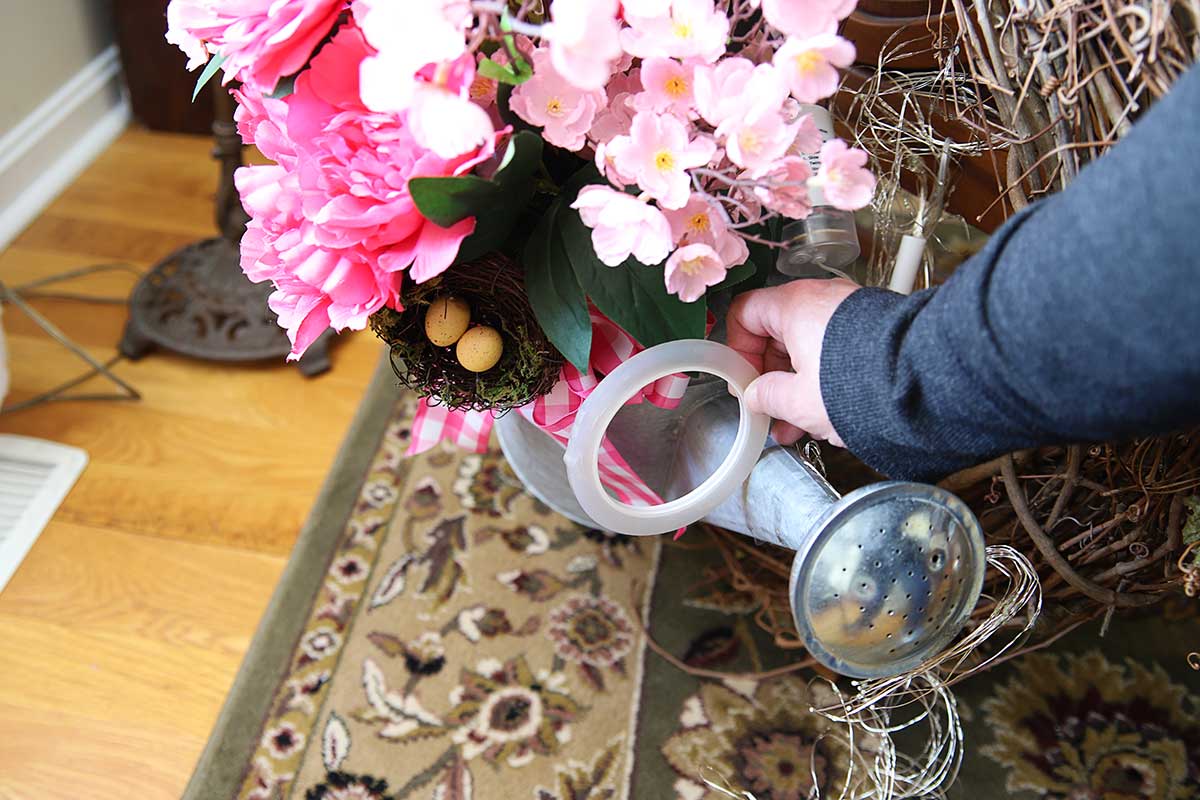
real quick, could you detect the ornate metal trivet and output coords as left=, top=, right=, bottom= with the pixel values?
left=119, top=89, right=332, bottom=377
left=119, top=238, right=332, bottom=376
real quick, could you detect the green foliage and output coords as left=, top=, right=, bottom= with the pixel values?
left=523, top=165, right=708, bottom=368
left=524, top=200, right=593, bottom=370
left=1183, top=496, right=1200, bottom=546
left=478, top=54, right=533, bottom=85
left=192, top=53, right=227, bottom=101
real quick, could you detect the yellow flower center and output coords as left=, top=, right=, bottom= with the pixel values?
left=793, top=50, right=824, bottom=76
left=664, top=76, right=689, bottom=99
left=679, top=257, right=705, bottom=276
left=655, top=150, right=676, bottom=172
left=545, top=98, right=564, bottom=116
left=738, top=129, right=761, bottom=155
left=673, top=22, right=692, bottom=40
left=687, top=212, right=710, bottom=234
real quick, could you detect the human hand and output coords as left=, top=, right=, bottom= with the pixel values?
left=726, top=278, right=860, bottom=446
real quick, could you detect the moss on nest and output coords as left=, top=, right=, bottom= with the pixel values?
left=369, top=253, right=564, bottom=412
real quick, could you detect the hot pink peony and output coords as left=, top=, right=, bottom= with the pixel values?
left=774, top=34, right=856, bottom=103
left=621, top=0, right=730, bottom=63
left=572, top=185, right=674, bottom=266
left=607, top=111, right=716, bottom=209
left=761, top=0, right=857, bottom=39
left=665, top=243, right=727, bottom=301
left=815, top=139, right=876, bottom=209
left=166, top=0, right=344, bottom=92
left=543, top=0, right=623, bottom=91
left=509, top=48, right=605, bottom=151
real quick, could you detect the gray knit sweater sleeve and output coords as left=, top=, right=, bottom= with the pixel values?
left=819, top=65, right=1200, bottom=482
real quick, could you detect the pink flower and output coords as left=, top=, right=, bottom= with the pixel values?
left=232, top=78, right=501, bottom=358
left=608, top=111, right=716, bottom=209
left=665, top=243, right=726, bottom=301
left=718, top=109, right=797, bottom=171
left=509, top=49, right=605, bottom=151
left=749, top=156, right=814, bottom=219
left=572, top=186, right=674, bottom=266
left=815, top=139, right=875, bottom=209
left=635, top=58, right=699, bottom=116
left=588, top=68, right=640, bottom=144
left=355, top=0, right=472, bottom=112
left=774, top=34, right=855, bottom=103
left=761, top=0, right=857, bottom=39
left=408, top=56, right=497, bottom=158
left=663, top=194, right=749, bottom=267
left=693, top=58, right=788, bottom=129
left=544, top=0, right=623, bottom=91
left=621, top=0, right=729, bottom=63
left=165, top=0, right=343, bottom=92
left=622, top=0, right=673, bottom=13
left=786, top=107, right=824, bottom=154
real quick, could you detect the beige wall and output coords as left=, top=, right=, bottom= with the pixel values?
left=0, top=0, right=115, bottom=136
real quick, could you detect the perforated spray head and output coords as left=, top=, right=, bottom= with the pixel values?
left=789, top=482, right=985, bottom=678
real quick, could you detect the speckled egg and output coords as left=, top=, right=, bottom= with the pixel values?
left=423, top=296, right=471, bottom=346
left=456, top=325, right=504, bottom=372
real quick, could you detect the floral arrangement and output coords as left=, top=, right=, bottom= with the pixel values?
left=167, top=0, right=874, bottom=501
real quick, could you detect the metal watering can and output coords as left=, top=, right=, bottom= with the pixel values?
left=496, top=339, right=986, bottom=679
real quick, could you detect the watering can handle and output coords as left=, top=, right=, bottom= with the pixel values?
left=563, top=339, right=771, bottom=536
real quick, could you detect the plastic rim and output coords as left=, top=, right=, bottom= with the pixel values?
left=563, top=339, right=771, bottom=536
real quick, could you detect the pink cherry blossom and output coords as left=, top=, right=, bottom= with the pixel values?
left=693, top=58, right=788, bottom=129
left=774, top=34, right=855, bottom=103
left=665, top=243, right=727, bottom=301
left=749, top=156, right=814, bottom=219
left=761, top=0, right=857, bottom=39
left=621, top=0, right=730, bottom=63
left=787, top=108, right=824, bottom=154
left=509, top=49, right=605, bottom=151
left=588, top=68, right=641, bottom=143
left=572, top=186, right=674, bottom=266
left=608, top=111, right=716, bottom=209
left=544, top=0, right=623, bottom=91
left=635, top=58, right=699, bottom=116
left=355, top=0, right=472, bottom=112
left=165, top=0, right=343, bottom=93
left=622, top=0, right=673, bottom=14
left=408, top=56, right=497, bottom=158
left=815, top=139, right=876, bottom=209
left=719, top=109, right=797, bottom=171
left=663, top=194, right=749, bottom=267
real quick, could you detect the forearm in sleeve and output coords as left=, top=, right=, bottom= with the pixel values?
left=819, top=65, right=1200, bottom=481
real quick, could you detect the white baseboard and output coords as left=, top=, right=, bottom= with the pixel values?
left=0, top=44, right=131, bottom=251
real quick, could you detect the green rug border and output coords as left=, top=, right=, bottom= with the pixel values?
left=183, top=350, right=400, bottom=800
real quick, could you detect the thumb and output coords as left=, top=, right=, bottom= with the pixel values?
left=743, top=371, right=811, bottom=424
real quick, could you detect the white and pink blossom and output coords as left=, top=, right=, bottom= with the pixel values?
left=815, top=139, right=876, bottom=209
left=774, top=34, right=855, bottom=103
left=718, top=109, right=797, bottom=171
left=543, top=0, right=624, bottom=91
left=635, top=57, right=699, bottom=117
left=355, top=0, right=472, bottom=112
left=761, top=0, right=857, bottom=39
left=749, top=156, right=814, bottom=218
left=665, top=242, right=727, bottom=301
left=621, top=0, right=730, bottom=63
left=572, top=185, right=674, bottom=266
left=408, top=56, right=497, bottom=158
left=608, top=111, right=716, bottom=209
left=693, top=59, right=788, bottom=129
left=663, top=194, right=749, bottom=267
left=509, top=49, right=606, bottom=151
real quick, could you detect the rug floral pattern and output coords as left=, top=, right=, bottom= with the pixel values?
left=221, top=393, right=1200, bottom=800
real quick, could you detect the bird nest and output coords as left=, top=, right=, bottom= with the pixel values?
left=369, top=253, right=563, bottom=412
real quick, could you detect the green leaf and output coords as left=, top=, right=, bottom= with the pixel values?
left=558, top=204, right=707, bottom=347
left=493, top=130, right=542, bottom=187
left=711, top=260, right=756, bottom=293
left=524, top=201, right=592, bottom=370
left=267, top=75, right=295, bottom=99
left=409, top=176, right=504, bottom=227
left=192, top=53, right=227, bottom=101
left=477, top=56, right=532, bottom=86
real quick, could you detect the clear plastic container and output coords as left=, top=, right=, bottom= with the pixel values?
left=777, top=210, right=861, bottom=277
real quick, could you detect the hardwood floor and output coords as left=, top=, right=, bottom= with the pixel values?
left=0, top=127, right=383, bottom=799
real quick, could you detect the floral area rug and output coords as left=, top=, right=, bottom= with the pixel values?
left=185, top=358, right=1200, bottom=800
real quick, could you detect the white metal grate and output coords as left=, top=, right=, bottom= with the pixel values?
left=0, top=435, right=87, bottom=593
